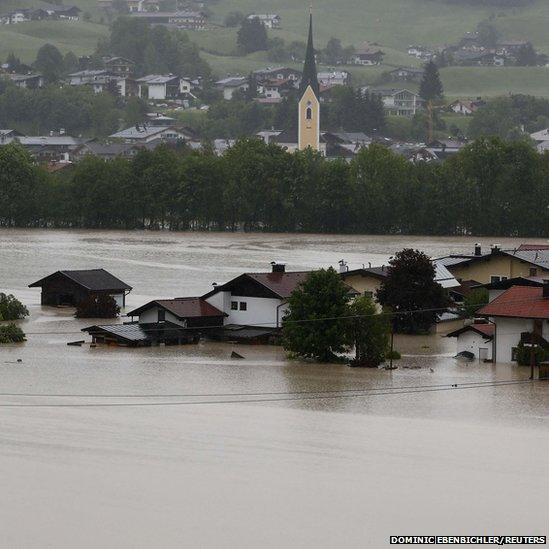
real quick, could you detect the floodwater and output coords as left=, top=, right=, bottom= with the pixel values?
left=0, top=229, right=548, bottom=548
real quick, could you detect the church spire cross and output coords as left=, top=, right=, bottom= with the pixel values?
left=300, top=10, right=319, bottom=97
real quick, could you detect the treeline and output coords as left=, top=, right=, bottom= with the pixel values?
left=0, top=138, right=547, bottom=236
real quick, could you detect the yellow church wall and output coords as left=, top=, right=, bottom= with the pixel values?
left=298, top=85, right=320, bottom=151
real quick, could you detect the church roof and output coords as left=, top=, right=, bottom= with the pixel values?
left=299, top=13, right=319, bottom=97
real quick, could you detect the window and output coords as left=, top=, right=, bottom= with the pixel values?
left=530, top=268, right=537, bottom=276
left=363, top=291, right=373, bottom=298
left=490, top=276, right=502, bottom=284
left=158, top=308, right=165, bottom=322
left=306, top=101, right=312, bottom=120
left=239, top=302, right=247, bottom=311
left=231, top=301, right=238, bottom=310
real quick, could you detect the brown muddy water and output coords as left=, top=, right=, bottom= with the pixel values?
left=0, top=230, right=548, bottom=548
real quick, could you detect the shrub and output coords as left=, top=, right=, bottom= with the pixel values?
left=515, top=343, right=548, bottom=366
left=75, top=294, right=120, bottom=318
left=0, top=293, right=29, bottom=321
left=0, top=323, right=26, bottom=343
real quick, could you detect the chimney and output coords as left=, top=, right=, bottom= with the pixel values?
left=543, top=279, right=549, bottom=299
left=491, top=244, right=501, bottom=254
left=474, top=243, right=481, bottom=256
left=338, top=259, right=348, bottom=274
left=271, top=261, right=285, bottom=273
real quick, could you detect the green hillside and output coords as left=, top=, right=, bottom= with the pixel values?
left=0, top=0, right=549, bottom=97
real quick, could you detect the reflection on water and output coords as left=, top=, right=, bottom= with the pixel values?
left=0, top=229, right=548, bottom=548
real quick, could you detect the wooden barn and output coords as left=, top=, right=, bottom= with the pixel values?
left=29, top=269, right=132, bottom=307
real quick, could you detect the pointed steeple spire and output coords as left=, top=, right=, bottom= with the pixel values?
left=300, top=9, right=319, bottom=96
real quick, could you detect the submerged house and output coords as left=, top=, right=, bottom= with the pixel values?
left=29, top=269, right=132, bottom=307
left=83, top=297, right=226, bottom=346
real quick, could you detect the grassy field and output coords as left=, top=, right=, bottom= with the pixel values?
left=0, top=20, right=108, bottom=62
left=0, top=0, right=549, bottom=98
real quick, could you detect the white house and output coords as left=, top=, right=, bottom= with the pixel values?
left=246, top=13, right=281, bottom=29
left=202, top=263, right=310, bottom=328
left=446, top=321, right=494, bottom=361
left=109, top=125, right=194, bottom=143
left=136, top=74, right=184, bottom=100
left=214, top=76, right=249, bottom=100
left=372, top=89, right=423, bottom=116
left=317, top=71, right=349, bottom=87
left=477, top=282, right=549, bottom=363
left=6, top=73, right=44, bottom=89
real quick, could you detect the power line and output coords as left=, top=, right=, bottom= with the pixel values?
left=0, top=379, right=542, bottom=408
left=0, top=378, right=535, bottom=399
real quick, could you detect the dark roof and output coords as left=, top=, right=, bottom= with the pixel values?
left=446, top=323, right=495, bottom=339
left=450, top=279, right=483, bottom=296
left=299, top=13, right=319, bottom=97
left=341, top=267, right=389, bottom=280
left=480, top=276, right=545, bottom=291
left=517, top=244, right=549, bottom=251
left=82, top=322, right=149, bottom=343
left=127, top=297, right=225, bottom=318
left=272, top=127, right=327, bottom=145
left=246, top=272, right=311, bottom=298
left=478, top=286, right=549, bottom=320
left=29, top=269, right=131, bottom=291
left=437, top=248, right=549, bottom=271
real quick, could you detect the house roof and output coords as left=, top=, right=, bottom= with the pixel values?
left=480, top=276, right=546, bottom=291
left=109, top=125, right=190, bottom=140
left=437, top=248, right=549, bottom=271
left=446, top=323, right=495, bottom=339
left=82, top=322, right=150, bottom=343
left=478, top=286, right=549, bottom=320
left=16, top=136, right=88, bottom=146
left=136, top=74, right=179, bottom=84
left=215, top=76, right=248, bottom=87
left=29, top=269, right=132, bottom=291
left=517, top=243, right=549, bottom=251
left=127, top=297, right=225, bottom=319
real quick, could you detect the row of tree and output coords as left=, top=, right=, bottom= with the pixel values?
left=0, top=137, right=547, bottom=236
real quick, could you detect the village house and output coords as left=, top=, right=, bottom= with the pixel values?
left=387, top=67, right=425, bottom=82
left=446, top=320, right=494, bottom=361
left=214, top=76, right=249, bottom=100
left=254, top=67, right=301, bottom=84
left=5, top=73, right=44, bottom=89
left=103, top=57, right=136, bottom=78
left=202, top=263, right=313, bottom=329
left=437, top=244, right=549, bottom=285
left=136, top=74, right=187, bottom=100
left=0, top=9, right=30, bottom=24
left=407, top=45, right=434, bottom=60
left=246, top=13, right=281, bottom=29
left=350, top=42, right=385, bottom=66
left=129, top=10, right=207, bottom=30
left=0, top=129, right=24, bottom=144
left=425, top=139, right=466, bottom=159
left=29, top=269, right=132, bottom=308
left=476, top=282, right=549, bottom=364
left=109, top=124, right=195, bottom=144
left=34, top=4, right=81, bottom=20
left=448, top=99, right=485, bottom=115
left=317, top=71, right=349, bottom=87
left=530, top=128, right=549, bottom=154
left=372, top=88, right=423, bottom=116
left=13, top=135, right=90, bottom=162
left=98, top=0, right=160, bottom=12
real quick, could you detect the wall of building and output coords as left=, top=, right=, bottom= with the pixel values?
left=455, top=331, right=493, bottom=360
left=137, top=307, right=186, bottom=327
left=450, top=255, right=548, bottom=284
left=494, top=317, right=533, bottom=363
left=298, top=85, right=320, bottom=151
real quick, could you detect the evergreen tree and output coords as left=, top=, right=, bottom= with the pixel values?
left=237, top=18, right=268, bottom=54
left=515, top=43, right=538, bottom=66
left=34, top=44, right=64, bottom=83
left=376, top=249, right=450, bottom=334
left=324, top=37, right=344, bottom=64
left=283, top=268, right=351, bottom=362
left=419, top=61, right=444, bottom=103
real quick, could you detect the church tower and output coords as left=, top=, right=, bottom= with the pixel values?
left=298, top=11, right=320, bottom=151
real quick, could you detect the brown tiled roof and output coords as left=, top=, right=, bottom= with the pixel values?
left=478, top=286, right=549, bottom=320
left=446, top=323, right=494, bottom=339
left=246, top=272, right=310, bottom=298
left=128, top=297, right=225, bottom=319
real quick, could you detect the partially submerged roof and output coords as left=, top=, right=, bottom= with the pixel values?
left=478, top=286, right=549, bottom=320
left=127, top=297, right=225, bottom=318
left=446, top=323, right=495, bottom=339
left=29, top=269, right=132, bottom=291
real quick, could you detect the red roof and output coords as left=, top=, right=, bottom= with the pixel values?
left=446, top=323, right=494, bottom=339
left=246, top=272, right=310, bottom=298
left=478, top=286, right=549, bottom=320
left=128, top=297, right=225, bottom=319
left=517, top=244, right=549, bottom=251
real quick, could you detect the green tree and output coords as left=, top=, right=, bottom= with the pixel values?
left=348, top=296, right=390, bottom=367
left=0, top=323, right=26, bottom=344
left=461, top=288, right=489, bottom=318
left=376, top=249, right=450, bottom=334
left=515, top=42, right=538, bottom=66
left=477, top=20, right=499, bottom=48
left=224, top=11, right=244, bottom=27
left=283, top=268, right=351, bottom=362
left=63, top=51, right=79, bottom=74
left=237, top=18, right=268, bottom=54
left=324, top=37, right=344, bottom=64
left=0, top=293, right=29, bottom=321
left=419, top=61, right=444, bottom=103
left=124, top=96, right=148, bottom=126
left=34, top=43, right=64, bottom=83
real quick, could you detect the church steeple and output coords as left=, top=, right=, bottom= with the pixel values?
left=300, top=11, right=319, bottom=97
